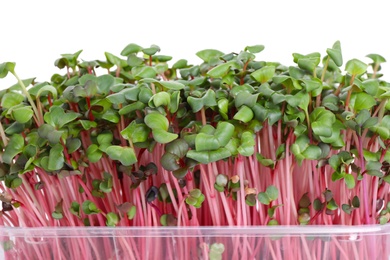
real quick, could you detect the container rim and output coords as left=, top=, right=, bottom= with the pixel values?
left=1, top=225, right=389, bottom=238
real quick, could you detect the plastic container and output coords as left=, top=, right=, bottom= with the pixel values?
left=1, top=225, right=389, bottom=259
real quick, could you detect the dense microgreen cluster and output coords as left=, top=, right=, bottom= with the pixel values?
left=1, top=41, right=390, bottom=229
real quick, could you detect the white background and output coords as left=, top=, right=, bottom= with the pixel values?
left=1, top=0, right=389, bottom=90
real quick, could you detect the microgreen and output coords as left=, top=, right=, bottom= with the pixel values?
left=1, top=41, right=390, bottom=259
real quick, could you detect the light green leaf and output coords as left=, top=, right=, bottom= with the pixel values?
left=251, top=66, right=275, bottom=83
left=245, top=45, right=265, bottom=54
left=349, top=92, right=376, bottom=112
left=345, top=59, right=367, bottom=75
left=144, top=113, right=169, bottom=130
left=1, top=92, right=24, bottom=109
left=12, top=106, right=33, bottom=123
left=207, top=61, right=240, bottom=78
left=106, top=146, right=137, bottom=166
left=196, top=49, right=224, bottom=63
left=233, top=105, right=254, bottom=123
left=0, top=62, right=15, bottom=78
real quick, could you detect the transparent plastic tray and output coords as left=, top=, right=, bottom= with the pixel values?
left=1, top=225, right=389, bottom=259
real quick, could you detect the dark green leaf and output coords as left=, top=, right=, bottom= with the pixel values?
left=326, top=41, right=343, bottom=67
left=142, top=44, right=160, bottom=56
left=2, top=134, right=24, bottom=164
left=48, top=144, right=64, bottom=171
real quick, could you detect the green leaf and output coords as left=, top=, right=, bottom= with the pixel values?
left=161, top=152, right=181, bottom=171
left=127, top=206, right=136, bottom=220
left=214, top=122, right=235, bottom=147
left=186, top=148, right=231, bottom=164
left=86, top=144, right=103, bottom=163
left=345, top=59, right=367, bottom=75
left=44, top=106, right=79, bottom=128
left=301, top=145, right=322, bottom=160
left=1, top=92, right=24, bottom=109
left=149, top=92, right=170, bottom=107
left=2, top=134, right=25, bottom=164
left=142, top=44, right=160, bottom=56
left=196, top=49, right=224, bottom=63
left=36, top=85, right=58, bottom=100
left=127, top=54, right=144, bottom=67
left=105, top=52, right=127, bottom=68
left=286, top=90, right=309, bottom=110
left=344, top=174, right=355, bottom=189
left=233, top=105, right=254, bottom=123
left=48, top=144, right=65, bottom=171
left=51, top=211, right=63, bottom=220
left=301, top=78, right=322, bottom=93
left=133, top=66, right=157, bottom=79
left=172, top=59, right=188, bottom=69
left=153, top=55, right=172, bottom=63
left=165, top=139, right=189, bottom=158
left=11, top=106, right=33, bottom=123
left=266, top=185, right=279, bottom=201
left=258, top=192, right=271, bottom=205
left=237, top=131, right=255, bottom=156
left=245, top=45, right=265, bottom=54
left=251, top=66, right=275, bottom=83
left=97, top=132, right=113, bottom=145
left=342, top=204, right=352, bottom=214
left=326, top=41, right=343, bottom=67
left=106, top=212, right=119, bottom=227
left=352, top=196, right=360, bottom=208
left=313, top=198, right=324, bottom=211
left=234, top=91, right=259, bottom=108
left=187, top=89, right=217, bottom=112
left=70, top=201, right=80, bottom=218
left=82, top=200, right=100, bottom=215
left=349, top=92, right=376, bottom=112
left=121, top=121, right=150, bottom=143
left=326, top=198, right=338, bottom=211
left=0, top=62, right=15, bottom=78
left=366, top=54, right=386, bottom=64
left=144, top=113, right=169, bottom=130
left=362, top=79, right=379, bottom=97
left=256, top=153, right=274, bottom=168
left=141, top=78, right=185, bottom=90
left=207, top=61, right=240, bottom=78
left=121, top=43, right=143, bottom=55
left=106, top=146, right=137, bottom=166
left=119, top=101, right=145, bottom=115
left=297, top=54, right=321, bottom=72
left=310, top=107, right=336, bottom=137
left=152, top=128, right=178, bottom=144
left=66, top=138, right=82, bottom=154
left=80, top=120, right=97, bottom=130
